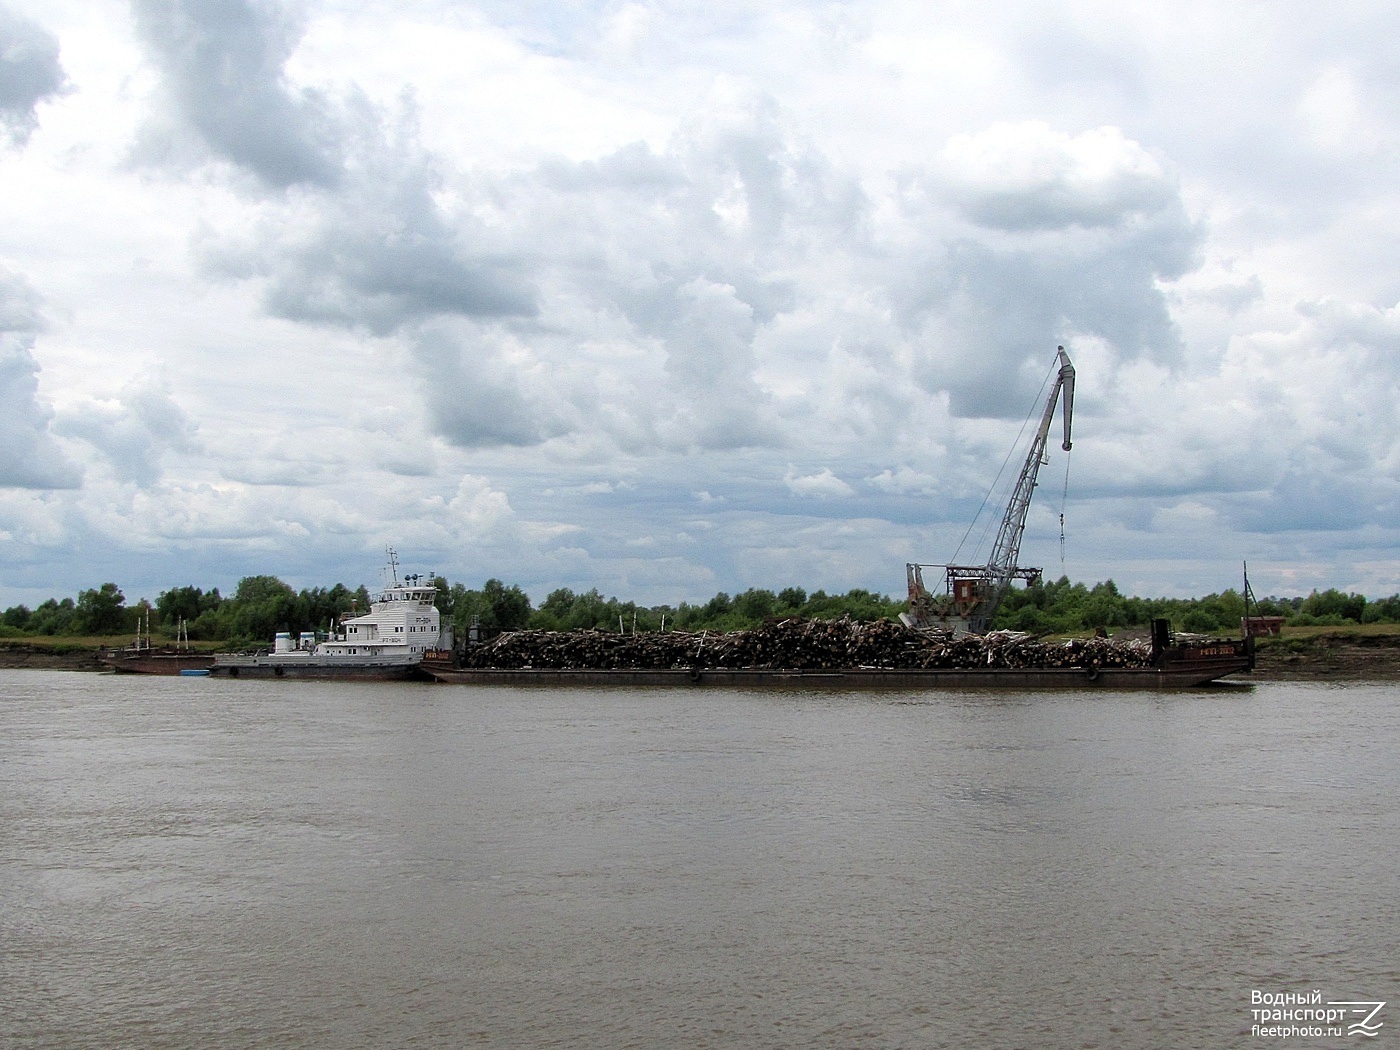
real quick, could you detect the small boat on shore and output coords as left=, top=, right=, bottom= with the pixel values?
left=210, top=552, right=453, bottom=680
left=101, top=649, right=217, bottom=675
left=101, top=616, right=215, bottom=675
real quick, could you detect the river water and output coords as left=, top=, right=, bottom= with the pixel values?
left=2, top=670, right=1396, bottom=1049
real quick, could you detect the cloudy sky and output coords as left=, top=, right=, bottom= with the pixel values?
left=1, top=0, right=1398, bottom=610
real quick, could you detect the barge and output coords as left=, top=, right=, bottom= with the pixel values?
left=100, top=615, right=214, bottom=675
left=101, top=648, right=216, bottom=675
left=420, top=619, right=1254, bottom=689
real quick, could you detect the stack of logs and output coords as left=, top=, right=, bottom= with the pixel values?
left=458, top=617, right=1155, bottom=671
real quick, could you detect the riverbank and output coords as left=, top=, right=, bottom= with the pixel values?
left=0, top=643, right=108, bottom=670
left=0, top=639, right=221, bottom=672
left=1250, top=627, right=1400, bottom=680
left=4, top=629, right=1399, bottom=679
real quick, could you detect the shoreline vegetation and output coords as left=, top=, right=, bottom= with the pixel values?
left=3, top=625, right=1399, bottom=680
left=4, top=574, right=1400, bottom=679
left=5, top=576, right=1400, bottom=645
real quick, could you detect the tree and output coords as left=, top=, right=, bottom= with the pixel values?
left=1182, top=608, right=1221, bottom=633
left=734, top=588, right=777, bottom=623
left=299, top=584, right=357, bottom=635
left=1006, top=604, right=1043, bottom=633
left=1363, top=594, right=1400, bottom=624
left=73, top=583, right=126, bottom=635
left=531, top=587, right=576, bottom=630
left=156, top=585, right=208, bottom=629
left=448, top=579, right=536, bottom=633
left=564, top=588, right=613, bottom=630
left=228, top=575, right=297, bottom=642
left=430, top=576, right=453, bottom=619
left=703, top=592, right=733, bottom=621
left=1299, top=588, right=1366, bottom=624
left=1079, top=580, right=1128, bottom=631
left=483, top=579, right=532, bottom=630
left=777, top=587, right=807, bottom=611
left=185, top=588, right=226, bottom=640
left=28, top=598, right=75, bottom=635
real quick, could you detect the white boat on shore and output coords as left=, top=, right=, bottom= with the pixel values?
left=211, top=552, right=453, bottom=680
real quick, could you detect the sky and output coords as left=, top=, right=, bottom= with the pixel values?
left=1, top=0, right=1398, bottom=611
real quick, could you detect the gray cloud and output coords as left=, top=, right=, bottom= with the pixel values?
left=655, top=276, right=780, bottom=450
left=252, top=200, right=538, bottom=333
left=197, top=88, right=857, bottom=453
left=1014, top=16, right=1147, bottom=109
left=0, top=4, right=65, bottom=147
left=143, top=20, right=1216, bottom=511
left=133, top=0, right=539, bottom=330
left=891, top=125, right=1200, bottom=418
left=193, top=93, right=538, bottom=333
left=914, top=232, right=1192, bottom=418
left=1228, top=473, right=1395, bottom=534
left=388, top=102, right=1197, bottom=459
left=54, top=384, right=198, bottom=487
left=0, top=269, right=80, bottom=489
left=937, top=124, right=1178, bottom=225
left=412, top=323, right=557, bottom=449
left=478, top=98, right=866, bottom=453
left=131, top=0, right=341, bottom=186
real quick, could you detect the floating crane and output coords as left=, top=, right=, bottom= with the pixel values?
left=903, top=346, right=1075, bottom=635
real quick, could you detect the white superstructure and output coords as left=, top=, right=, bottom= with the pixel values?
left=314, top=569, right=449, bottom=659
left=211, top=550, right=454, bottom=678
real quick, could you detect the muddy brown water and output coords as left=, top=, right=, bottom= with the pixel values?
left=3, top=670, right=1397, bottom=1048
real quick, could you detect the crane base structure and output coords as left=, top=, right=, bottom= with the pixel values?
left=901, top=562, right=1043, bottom=636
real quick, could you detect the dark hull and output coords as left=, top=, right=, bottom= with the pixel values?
left=101, top=651, right=217, bottom=675
left=421, top=650, right=1252, bottom=690
left=209, top=663, right=426, bottom=681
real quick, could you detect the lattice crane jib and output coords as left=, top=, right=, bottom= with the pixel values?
left=904, top=346, right=1075, bottom=634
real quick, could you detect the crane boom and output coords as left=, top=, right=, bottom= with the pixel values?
left=986, top=346, right=1074, bottom=588
left=904, top=346, right=1075, bottom=634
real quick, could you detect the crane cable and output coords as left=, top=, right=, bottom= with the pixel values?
left=950, top=360, right=1059, bottom=566
left=1058, top=447, right=1073, bottom=575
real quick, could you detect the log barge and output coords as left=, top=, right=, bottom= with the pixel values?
left=420, top=617, right=1253, bottom=689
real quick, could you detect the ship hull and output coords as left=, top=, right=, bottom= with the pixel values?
left=101, top=651, right=217, bottom=675
left=210, top=655, right=427, bottom=680
left=421, top=650, right=1252, bottom=690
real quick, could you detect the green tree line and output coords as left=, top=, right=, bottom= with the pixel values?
left=998, top=578, right=1400, bottom=634
left=4, top=574, right=1400, bottom=645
